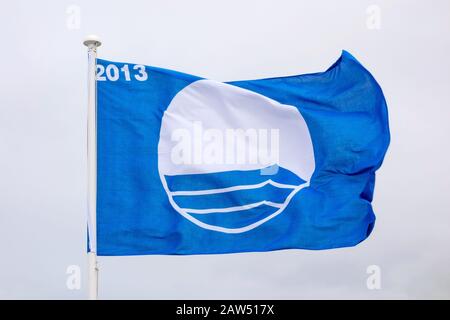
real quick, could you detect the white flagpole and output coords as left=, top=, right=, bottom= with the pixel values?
left=83, top=35, right=101, bottom=300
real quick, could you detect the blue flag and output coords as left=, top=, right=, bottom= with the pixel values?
left=93, top=50, right=389, bottom=255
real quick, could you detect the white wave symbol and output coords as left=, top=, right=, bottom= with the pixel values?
left=158, top=79, right=315, bottom=233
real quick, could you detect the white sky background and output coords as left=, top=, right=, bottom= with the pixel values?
left=0, top=0, right=449, bottom=299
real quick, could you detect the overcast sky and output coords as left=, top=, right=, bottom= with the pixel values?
left=0, top=0, right=449, bottom=299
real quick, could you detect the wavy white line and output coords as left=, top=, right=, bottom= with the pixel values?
left=169, top=179, right=298, bottom=196
left=181, top=200, right=284, bottom=214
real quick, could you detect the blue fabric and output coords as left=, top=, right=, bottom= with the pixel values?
left=95, top=50, right=390, bottom=255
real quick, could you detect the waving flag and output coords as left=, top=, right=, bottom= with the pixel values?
left=93, top=50, right=389, bottom=255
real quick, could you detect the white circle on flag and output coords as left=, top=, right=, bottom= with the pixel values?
left=158, top=80, right=315, bottom=233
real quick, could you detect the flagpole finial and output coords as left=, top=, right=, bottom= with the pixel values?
left=83, top=35, right=102, bottom=48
